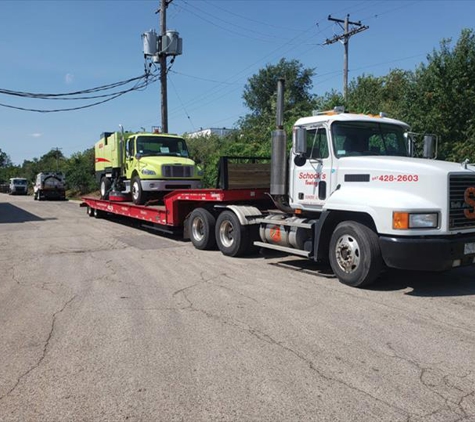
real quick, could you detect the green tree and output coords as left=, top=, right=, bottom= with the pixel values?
left=239, top=58, right=317, bottom=156
left=185, top=134, right=226, bottom=188
left=243, top=58, right=315, bottom=118
left=314, top=89, right=345, bottom=112
left=0, top=148, right=12, bottom=168
left=39, top=149, right=65, bottom=172
left=65, top=148, right=96, bottom=194
left=407, top=29, right=475, bottom=161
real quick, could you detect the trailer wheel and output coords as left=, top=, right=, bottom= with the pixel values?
left=329, top=221, right=382, bottom=288
left=93, top=208, right=103, bottom=219
left=189, top=208, right=216, bottom=250
left=87, top=206, right=95, bottom=217
left=131, top=176, right=147, bottom=205
left=215, top=210, right=249, bottom=257
left=100, top=177, right=111, bottom=200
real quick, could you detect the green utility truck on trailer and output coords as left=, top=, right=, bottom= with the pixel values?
left=95, top=131, right=203, bottom=205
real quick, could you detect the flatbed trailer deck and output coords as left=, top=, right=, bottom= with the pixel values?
left=81, top=187, right=272, bottom=234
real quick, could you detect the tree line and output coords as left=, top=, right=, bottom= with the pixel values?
left=1, top=29, right=475, bottom=194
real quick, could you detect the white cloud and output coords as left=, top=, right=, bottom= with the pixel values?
left=65, top=73, right=74, bottom=84
left=31, top=133, right=42, bottom=138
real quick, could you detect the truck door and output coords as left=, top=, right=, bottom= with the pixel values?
left=125, top=137, right=135, bottom=178
left=290, top=126, right=333, bottom=209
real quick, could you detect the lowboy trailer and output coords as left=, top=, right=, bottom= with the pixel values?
left=81, top=80, right=475, bottom=288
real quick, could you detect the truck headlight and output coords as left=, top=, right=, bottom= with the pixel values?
left=393, top=212, right=439, bottom=229
left=141, top=169, right=156, bottom=176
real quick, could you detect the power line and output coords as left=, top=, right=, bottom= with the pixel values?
left=177, top=0, right=294, bottom=43
left=202, top=0, right=308, bottom=33
left=169, top=76, right=196, bottom=132
left=0, top=74, right=149, bottom=99
left=0, top=72, right=160, bottom=113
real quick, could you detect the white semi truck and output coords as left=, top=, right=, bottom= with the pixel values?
left=9, top=177, right=28, bottom=195
left=82, top=80, right=475, bottom=287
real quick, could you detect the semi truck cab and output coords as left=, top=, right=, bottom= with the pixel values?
left=282, top=108, right=475, bottom=284
left=9, top=178, right=28, bottom=195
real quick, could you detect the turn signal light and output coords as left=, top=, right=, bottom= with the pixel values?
left=393, top=212, right=409, bottom=229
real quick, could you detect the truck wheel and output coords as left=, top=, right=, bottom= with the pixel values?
left=189, top=208, right=216, bottom=250
left=131, top=176, right=147, bottom=205
left=100, top=177, right=111, bottom=200
left=37, top=190, right=43, bottom=201
left=329, top=221, right=382, bottom=288
left=215, top=210, right=249, bottom=257
left=34, top=191, right=38, bottom=200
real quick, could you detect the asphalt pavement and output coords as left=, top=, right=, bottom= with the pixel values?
left=0, top=194, right=474, bottom=422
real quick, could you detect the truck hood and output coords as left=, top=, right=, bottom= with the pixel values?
left=327, top=156, right=475, bottom=234
left=337, top=156, right=475, bottom=175
left=138, top=156, right=196, bottom=167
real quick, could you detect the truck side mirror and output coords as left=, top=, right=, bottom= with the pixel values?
left=294, top=127, right=307, bottom=167
left=295, top=127, right=307, bottom=154
left=423, top=135, right=436, bottom=159
left=405, top=133, right=415, bottom=157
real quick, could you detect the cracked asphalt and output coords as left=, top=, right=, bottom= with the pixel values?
left=1, top=194, right=475, bottom=422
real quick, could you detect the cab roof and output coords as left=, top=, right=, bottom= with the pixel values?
left=294, top=110, right=410, bottom=130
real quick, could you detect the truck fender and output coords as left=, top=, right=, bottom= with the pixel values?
left=215, top=205, right=262, bottom=226
left=313, top=209, right=378, bottom=263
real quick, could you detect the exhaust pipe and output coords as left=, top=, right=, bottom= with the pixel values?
left=270, top=78, right=293, bottom=213
left=270, top=78, right=287, bottom=196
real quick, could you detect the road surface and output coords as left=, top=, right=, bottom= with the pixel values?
left=0, top=194, right=474, bottom=421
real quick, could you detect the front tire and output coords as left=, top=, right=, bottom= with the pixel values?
left=329, top=221, right=382, bottom=288
left=131, top=176, right=147, bottom=205
left=188, top=208, right=216, bottom=250
left=100, top=177, right=111, bottom=200
left=215, top=210, right=249, bottom=257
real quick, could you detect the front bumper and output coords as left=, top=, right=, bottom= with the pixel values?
left=379, top=234, right=475, bottom=271
left=10, top=188, right=27, bottom=194
left=140, top=179, right=202, bottom=192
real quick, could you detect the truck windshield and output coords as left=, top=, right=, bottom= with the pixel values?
left=332, top=121, right=408, bottom=158
left=12, top=179, right=27, bottom=185
left=136, top=136, right=189, bottom=157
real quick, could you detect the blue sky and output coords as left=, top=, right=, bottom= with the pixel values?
left=1, top=0, right=474, bottom=165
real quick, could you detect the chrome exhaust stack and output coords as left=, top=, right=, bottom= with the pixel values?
left=269, top=78, right=293, bottom=213
left=270, top=78, right=287, bottom=196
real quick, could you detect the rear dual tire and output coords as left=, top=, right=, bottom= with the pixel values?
left=215, top=211, right=258, bottom=257
left=188, top=208, right=258, bottom=257
left=188, top=208, right=216, bottom=250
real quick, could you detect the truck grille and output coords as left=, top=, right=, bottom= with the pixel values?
left=162, top=165, right=194, bottom=178
left=449, top=174, right=475, bottom=230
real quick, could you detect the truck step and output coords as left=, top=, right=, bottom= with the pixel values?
left=254, top=241, right=311, bottom=257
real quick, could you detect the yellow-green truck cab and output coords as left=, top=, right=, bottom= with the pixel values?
left=95, top=131, right=202, bottom=204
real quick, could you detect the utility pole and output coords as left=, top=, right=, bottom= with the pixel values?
left=156, top=0, right=173, bottom=133
left=53, top=147, right=62, bottom=171
left=324, top=15, right=369, bottom=100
